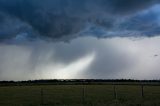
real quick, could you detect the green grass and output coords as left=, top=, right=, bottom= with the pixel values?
left=0, top=85, right=160, bottom=106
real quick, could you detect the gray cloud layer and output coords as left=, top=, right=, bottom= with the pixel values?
left=0, top=0, right=160, bottom=42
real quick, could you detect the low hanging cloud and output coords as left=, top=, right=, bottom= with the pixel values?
left=0, top=0, right=160, bottom=42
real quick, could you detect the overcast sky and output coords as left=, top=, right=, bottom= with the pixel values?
left=0, top=0, right=160, bottom=80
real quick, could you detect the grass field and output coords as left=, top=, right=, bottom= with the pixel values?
left=0, top=84, right=160, bottom=106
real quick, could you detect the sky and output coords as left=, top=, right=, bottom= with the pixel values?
left=0, top=0, right=160, bottom=80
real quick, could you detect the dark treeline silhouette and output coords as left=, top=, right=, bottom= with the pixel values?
left=0, top=79, right=160, bottom=86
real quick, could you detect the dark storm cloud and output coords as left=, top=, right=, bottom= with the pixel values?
left=102, top=0, right=159, bottom=15
left=0, top=0, right=160, bottom=42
